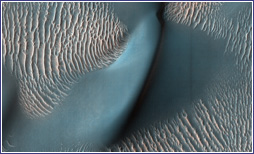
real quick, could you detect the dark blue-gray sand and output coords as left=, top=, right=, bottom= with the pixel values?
left=2, top=2, right=252, bottom=152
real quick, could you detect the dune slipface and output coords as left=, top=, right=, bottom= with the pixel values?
left=2, top=2, right=127, bottom=118
left=1, top=2, right=252, bottom=152
left=106, top=2, right=252, bottom=152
